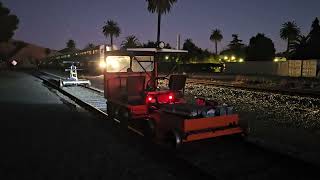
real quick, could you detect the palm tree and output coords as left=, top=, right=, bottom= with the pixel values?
left=290, top=35, right=309, bottom=59
left=102, top=20, right=121, bottom=48
left=280, top=21, right=300, bottom=55
left=146, top=0, right=177, bottom=43
left=121, top=35, right=141, bottom=49
left=210, top=29, right=223, bottom=55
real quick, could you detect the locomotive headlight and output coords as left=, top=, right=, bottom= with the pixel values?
left=99, top=61, right=106, bottom=69
left=106, top=57, right=120, bottom=70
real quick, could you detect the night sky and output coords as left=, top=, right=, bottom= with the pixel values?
left=2, top=0, right=320, bottom=52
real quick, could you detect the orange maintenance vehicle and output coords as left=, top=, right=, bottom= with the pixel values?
left=100, top=46, right=243, bottom=147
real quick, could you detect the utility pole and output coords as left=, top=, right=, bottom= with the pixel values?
left=176, top=34, right=181, bottom=50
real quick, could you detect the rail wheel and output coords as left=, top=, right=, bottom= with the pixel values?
left=143, top=118, right=156, bottom=139
left=107, top=102, right=115, bottom=119
left=165, top=130, right=182, bottom=149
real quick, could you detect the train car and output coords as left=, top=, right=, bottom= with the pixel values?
left=39, top=46, right=102, bottom=74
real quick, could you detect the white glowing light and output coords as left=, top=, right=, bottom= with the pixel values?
left=106, top=57, right=120, bottom=70
left=239, top=58, right=244, bottom=63
left=231, top=56, right=236, bottom=60
left=99, top=61, right=106, bottom=69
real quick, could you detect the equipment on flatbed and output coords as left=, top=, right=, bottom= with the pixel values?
left=102, top=47, right=243, bottom=147
left=59, top=61, right=91, bottom=87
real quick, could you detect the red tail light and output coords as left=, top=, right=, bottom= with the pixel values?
left=168, top=95, right=173, bottom=100
left=146, top=96, right=156, bottom=104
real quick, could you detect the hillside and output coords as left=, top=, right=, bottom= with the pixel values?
left=0, top=40, right=53, bottom=68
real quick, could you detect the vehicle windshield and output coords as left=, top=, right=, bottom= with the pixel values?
left=105, top=55, right=154, bottom=72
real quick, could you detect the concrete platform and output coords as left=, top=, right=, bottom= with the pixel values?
left=0, top=71, right=206, bottom=180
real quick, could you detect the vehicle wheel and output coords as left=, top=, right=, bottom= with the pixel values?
left=166, top=130, right=182, bottom=149
left=107, top=102, right=115, bottom=119
left=118, top=107, right=129, bottom=130
left=59, top=79, right=63, bottom=88
left=143, top=119, right=156, bottom=139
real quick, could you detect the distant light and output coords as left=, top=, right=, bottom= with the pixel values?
left=231, top=56, right=236, bottom=60
left=165, top=56, right=169, bottom=60
left=168, top=95, right=173, bottom=100
left=106, top=56, right=120, bottom=70
left=106, top=46, right=112, bottom=51
left=239, top=58, right=244, bottom=63
left=11, top=60, right=17, bottom=66
left=274, top=58, right=279, bottom=62
left=99, top=61, right=106, bottom=69
left=224, top=56, right=228, bottom=60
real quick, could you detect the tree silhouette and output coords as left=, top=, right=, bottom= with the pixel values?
left=246, top=33, right=275, bottom=61
left=102, top=20, right=121, bottom=48
left=146, top=0, right=177, bottom=43
left=183, top=39, right=210, bottom=63
left=210, top=29, right=223, bottom=55
left=228, top=34, right=244, bottom=50
left=85, top=43, right=95, bottom=49
left=220, top=34, right=246, bottom=59
left=142, top=41, right=171, bottom=48
left=290, top=18, right=320, bottom=59
left=121, top=35, right=141, bottom=48
left=45, top=48, right=51, bottom=56
left=306, top=17, right=320, bottom=58
left=280, top=21, right=300, bottom=56
left=290, top=35, right=308, bottom=59
left=0, top=2, right=19, bottom=42
left=66, top=39, right=76, bottom=49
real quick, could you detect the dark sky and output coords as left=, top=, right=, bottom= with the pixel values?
left=2, top=0, right=320, bottom=52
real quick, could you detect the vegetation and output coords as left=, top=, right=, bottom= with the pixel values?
left=66, top=39, right=76, bottom=49
left=142, top=40, right=171, bottom=48
left=210, top=29, right=223, bottom=55
left=102, top=20, right=121, bottom=48
left=146, top=0, right=177, bottom=43
left=290, top=18, right=320, bottom=59
left=121, top=35, right=141, bottom=49
left=280, top=21, right=300, bottom=56
left=0, top=2, right=19, bottom=42
left=182, top=39, right=214, bottom=63
left=85, top=43, right=95, bottom=49
left=220, top=34, right=246, bottom=59
left=45, top=48, right=51, bottom=56
left=246, top=33, right=275, bottom=61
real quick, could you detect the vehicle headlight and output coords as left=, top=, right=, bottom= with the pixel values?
left=99, top=61, right=106, bottom=69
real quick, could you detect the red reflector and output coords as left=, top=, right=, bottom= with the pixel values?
left=168, top=95, right=173, bottom=100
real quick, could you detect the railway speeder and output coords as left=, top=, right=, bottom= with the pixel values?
left=101, top=46, right=243, bottom=147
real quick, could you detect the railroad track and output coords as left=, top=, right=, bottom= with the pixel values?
left=33, top=71, right=318, bottom=180
left=186, top=78, right=320, bottom=99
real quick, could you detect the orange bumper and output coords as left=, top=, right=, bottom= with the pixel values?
left=182, top=114, right=243, bottom=142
